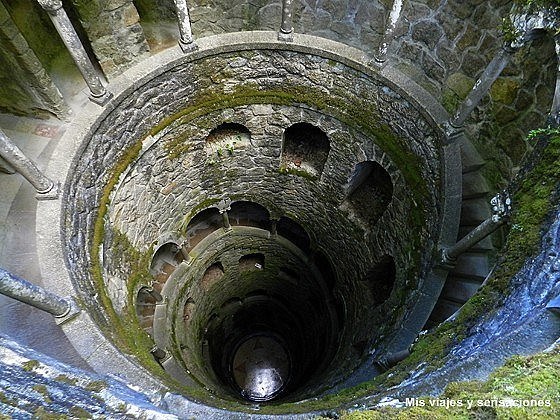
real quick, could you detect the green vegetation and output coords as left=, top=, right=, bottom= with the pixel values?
left=85, top=380, right=107, bottom=393
left=54, top=375, right=78, bottom=386
left=340, top=347, right=560, bottom=419
left=33, top=407, right=68, bottom=420
left=68, top=406, right=93, bottom=419
left=22, top=360, right=40, bottom=372
left=0, top=391, right=18, bottom=407
left=32, top=384, right=52, bottom=404
left=278, top=166, right=317, bottom=180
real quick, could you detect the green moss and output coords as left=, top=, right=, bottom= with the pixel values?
left=490, top=78, right=520, bottom=105
left=6, top=1, right=67, bottom=71
left=0, top=391, right=18, bottom=407
left=70, top=0, right=103, bottom=22
left=278, top=166, right=317, bottom=180
left=22, top=360, right=40, bottom=372
left=54, top=375, right=78, bottom=386
left=33, top=407, right=68, bottom=420
left=68, top=406, right=92, bottom=419
left=442, top=73, right=475, bottom=114
left=85, top=380, right=107, bottom=393
left=32, top=384, right=52, bottom=404
left=342, top=347, right=560, bottom=419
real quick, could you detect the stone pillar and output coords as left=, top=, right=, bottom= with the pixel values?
left=374, top=0, right=404, bottom=63
left=218, top=197, right=232, bottom=230
left=0, top=128, right=58, bottom=199
left=441, top=193, right=511, bottom=266
left=0, top=267, right=75, bottom=319
left=278, top=0, right=294, bottom=42
left=173, top=0, right=196, bottom=52
left=179, top=242, right=191, bottom=263
left=270, top=219, right=278, bottom=237
left=374, top=348, right=410, bottom=371
left=551, top=36, right=560, bottom=125
left=447, top=47, right=514, bottom=131
left=35, top=0, right=112, bottom=105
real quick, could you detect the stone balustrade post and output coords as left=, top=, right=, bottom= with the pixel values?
left=551, top=36, right=560, bottom=124
left=278, top=0, right=294, bottom=42
left=173, top=0, right=196, bottom=52
left=0, top=267, right=79, bottom=321
left=218, top=197, right=232, bottom=230
left=441, top=192, right=512, bottom=266
left=447, top=47, right=514, bottom=132
left=374, top=0, right=404, bottom=63
left=0, top=128, right=58, bottom=199
left=36, top=0, right=112, bottom=105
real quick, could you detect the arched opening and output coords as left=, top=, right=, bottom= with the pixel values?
left=135, top=286, right=163, bottom=336
left=183, top=207, right=223, bottom=253
left=150, top=242, right=183, bottom=292
left=363, top=255, right=396, bottom=305
left=346, top=161, right=393, bottom=225
left=229, top=201, right=270, bottom=229
left=200, top=262, right=225, bottom=292
left=276, top=216, right=311, bottom=254
left=205, top=122, right=251, bottom=160
left=280, top=122, right=330, bottom=177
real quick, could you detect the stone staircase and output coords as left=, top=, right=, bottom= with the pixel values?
left=427, top=140, right=499, bottom=327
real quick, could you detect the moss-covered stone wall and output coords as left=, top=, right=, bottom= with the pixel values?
left=62, top=48, right=446, bottom=409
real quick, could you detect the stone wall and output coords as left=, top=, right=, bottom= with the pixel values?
left=63, top=47, right=445, bottom=402
left=0, top=1, right=67, bottom=117
left=129, top=0, right=556, bottom=184
left=70, top=0, right=150, bottom=77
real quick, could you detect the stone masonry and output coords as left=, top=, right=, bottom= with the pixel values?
left=0, top=1, right=67, bottom=117
left=70, top=0, right=150, bottom=77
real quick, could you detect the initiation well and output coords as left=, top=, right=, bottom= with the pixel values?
left=62, top=42, right=452, bottom=407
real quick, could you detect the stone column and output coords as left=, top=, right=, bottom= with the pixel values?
left=270, top=219, right=278, bottom=237
left=551, top=36, right=560, bottom=125
left=441, top=192, right=511, bottom=266
left=447, top=47, right=514, bottom=132
left=278, top=0, right=294, bottom=42
left=35, top=0, right=112, bottom=105
left=0, top=267, right=76, bottom=319
left=179, top=242, right=192, bottom=263
left=0, top=128, right=58, bottom=199
left=173, top=0, right=196, bottom=52
left=218, top=197, right=232, bottom=230
left=374, top=0, right=404, bottom=63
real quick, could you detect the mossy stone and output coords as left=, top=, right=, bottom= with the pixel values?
left=490, top=78, right=520, bottom=105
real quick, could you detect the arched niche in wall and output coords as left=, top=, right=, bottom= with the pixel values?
left=205, top=122, right=251, bottom=159
left=200, top=261, right=225, bottom=292
left=363, top=255, right=396, bottom=305
left=280, top=122, right=330, bottom=177
left=183, top=207, right=222, bottom=253
left=345, top=161, right=393, bottom=225
left=276, top=216, right=311, bottom=254
left=150, top=242, right=183, bottom=291
left=135, top=286, right=163, bottom=336
left=229, top=201, right=270, bottom=229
